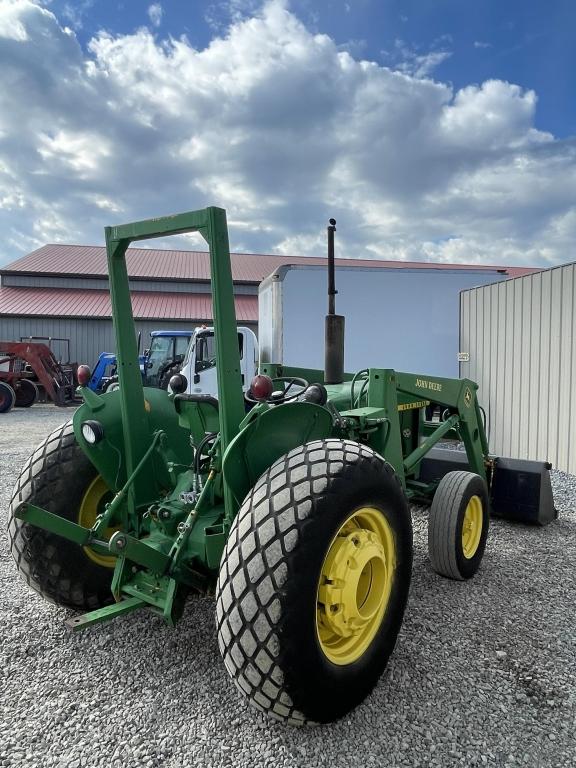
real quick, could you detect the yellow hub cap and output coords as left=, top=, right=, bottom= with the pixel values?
left=317, top=507, right=396, bottom=666
left=462, top=495, right=483, bottom=559
left=77, top=475, right=117, bottom=569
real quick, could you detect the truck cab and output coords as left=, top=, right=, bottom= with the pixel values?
left=179, top=326, right=258, bottom=397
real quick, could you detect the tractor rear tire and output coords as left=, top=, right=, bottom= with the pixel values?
left=0, top=382, right=16, bottom=413
left=14, top=379, right=38, bottom=408
left=215, top=438, right=413, bottom=724
left=8, top=420, right=114, bottom=610
left=428, top=470, right=489, bottom=581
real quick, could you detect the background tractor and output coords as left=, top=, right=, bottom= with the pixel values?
left=8, top=207, right=555, bottom=725
left=89, top=329, right=194, bottom=393
left=0, top=339, right=79, bottom=411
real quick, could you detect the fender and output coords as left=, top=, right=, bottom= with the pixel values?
left=222, top=401, right=333, bottom=509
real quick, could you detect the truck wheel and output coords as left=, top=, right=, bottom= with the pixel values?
left=216, top=439, right=413, bottom=724
left=0, top=382, right=16, bottom=413
left=8, top=420, right=115, bottom=610
left=428, top=470, right=489, bottom=581
left=14, top=379, right=39, bottom=408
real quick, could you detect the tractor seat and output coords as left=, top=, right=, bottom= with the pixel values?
left=173, top=393, right=220, bottom=442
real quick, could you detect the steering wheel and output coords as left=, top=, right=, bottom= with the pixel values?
left=245, top=376, right=310, bottom=405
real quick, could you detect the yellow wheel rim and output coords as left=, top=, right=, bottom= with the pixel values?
left=462, top=495, right=483, bottom=559
left=316, top=506, right=396, bottom=666
left=77, top=475, right=117, bottom=569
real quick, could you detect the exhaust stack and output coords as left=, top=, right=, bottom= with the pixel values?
left=324, top=218, right=345, bottom=385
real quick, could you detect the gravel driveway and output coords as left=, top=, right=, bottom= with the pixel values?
left=1, top=405, right=574, bottom=768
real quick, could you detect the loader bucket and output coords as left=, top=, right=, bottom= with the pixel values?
left=419, top=449, right=557, bottom=526
left=490, top=457, right=557, bottom=526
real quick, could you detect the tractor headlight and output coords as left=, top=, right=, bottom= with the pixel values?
left=81, top=420, right=104, bottom=445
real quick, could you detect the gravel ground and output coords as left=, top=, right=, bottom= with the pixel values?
left=1, top=404, right=575, bottom=768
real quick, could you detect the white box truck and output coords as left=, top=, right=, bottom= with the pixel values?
left=259, top=264, right=510, bottom=378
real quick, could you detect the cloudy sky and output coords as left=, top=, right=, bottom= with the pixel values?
left=1, top=0, right=575, bottom=267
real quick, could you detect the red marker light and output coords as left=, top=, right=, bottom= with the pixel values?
left=77, top=365, right=92, bottom=387
left=249, top=374, right=274, bottom=401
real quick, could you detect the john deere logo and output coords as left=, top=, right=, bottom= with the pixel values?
left=464, top=387, right=472, bottom=408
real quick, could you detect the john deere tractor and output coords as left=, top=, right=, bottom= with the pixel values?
left=8, top=207, right=555, bottom=725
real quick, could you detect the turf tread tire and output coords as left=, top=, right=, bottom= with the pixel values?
left=7, top=420, right=114, bottom=610
left=428, top=470, right=489, bottom=581
left=215, top=438, right=413, bottom=725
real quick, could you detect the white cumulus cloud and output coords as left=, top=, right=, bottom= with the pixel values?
left=147, top=3, right=163, bottom=28
left=0, top=0, right=574, bottom=269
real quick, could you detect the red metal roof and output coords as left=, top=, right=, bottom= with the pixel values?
left=0, top=287, right=258, bottom=322
left=1, top=244, right=538, bottom=282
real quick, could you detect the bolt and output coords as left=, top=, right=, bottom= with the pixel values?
left=115, top=536, right=126, bottom=550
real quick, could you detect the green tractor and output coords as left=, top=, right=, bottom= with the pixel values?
left=8, top=207, right=555, bottom=725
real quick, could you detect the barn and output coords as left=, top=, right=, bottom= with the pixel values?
left=0, top=243, right=295, bottom=366
left=0, top=241, right=535, bottom=369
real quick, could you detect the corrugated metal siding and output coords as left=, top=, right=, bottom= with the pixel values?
left=1, top=274, right=258, bottom=295
left=0, top=316, right=257, bottom=370
left=2, top=275, right=111, bottom=290
left=0, top=316, right=115, bottom=367
left=460, top=263, right=576, bottom=474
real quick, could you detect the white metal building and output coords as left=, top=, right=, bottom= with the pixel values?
left=460, top=262, right=576, bottom=474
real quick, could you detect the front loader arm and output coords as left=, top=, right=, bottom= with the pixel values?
left=395, top=371, right=488, bottom=481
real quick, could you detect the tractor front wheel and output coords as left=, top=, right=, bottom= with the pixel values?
left=103, top=377, right=120, bottom=393
left=8, top=420, right=115, bottom=610
left=14, top=379, right=38, bottom=408
left=0, top=382, right=16, bottom=413
left=428, top=470, right=489, bottom=580
left=216, top=439, right=413, bottom=724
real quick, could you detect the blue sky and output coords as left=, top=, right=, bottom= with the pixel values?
left=47, top=0, right=576, bottom=139
left=0, top=0, right=575, bottom=267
